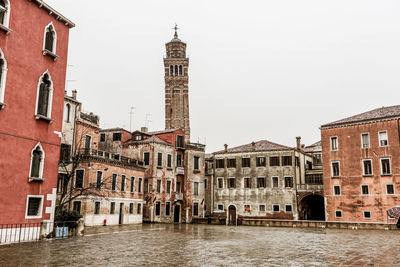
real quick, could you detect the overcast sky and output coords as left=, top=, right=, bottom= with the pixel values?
left=46, top=0, right=400, bottom=153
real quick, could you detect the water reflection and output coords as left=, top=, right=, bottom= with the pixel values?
left=0, top=224, right=399, bottom=266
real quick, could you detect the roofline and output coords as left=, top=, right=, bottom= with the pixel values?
left=30, top=0, right=76, bottom=28
left=321, top=116, right=400, bottom=130
left=64, top=95, right=80, bottom=104
left=213, top=148, right=294, bottom=155
left=101, top=128, right=131, bottom=133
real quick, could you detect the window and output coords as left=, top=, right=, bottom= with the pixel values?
left=0, top=0, right=10, bottom=28
left=73, top=201, right=81, bottom=214
left=121, top=175, right=126, bottom=191
left=257, top=177, right=265, bottom=188
left=204, top=178, right=208, bottom=189
left=381, top=158, right=391, bottom=175
left=387, top=184, right=394, bottom=195
left=334, top=185, right=341, bottom=195
left=0, top=48, right=7, bottom=106
left=194, top=156, right=200, bottom=170
left=167, top=180, right=171, bottom=194
left=242, top=158, right=250, bottom=168
left=285, top=205, right=292, bottom=213
left=100, top=133, right=105, bottom=142
left=379, top=131, right=388, bottom=147
left=64, top=103, right=71, bottom=123
left=129, top=203, right=134, bottom=214
left=113, top=132, right=122, bottom=141
left=166, top=202, right=171, bottom=216
left=155, top=201, right=161, bottom=216
left=273, top=204, right=280, bottom=212
left=75, top=170, right=84, bottom=188
left=176, top=135, right=184, bottom=148
left=157, top=153, right=162, bottom=167
left=144, top=152, right=150, bottom=166
left=363, top=211, right=371, bottom=219
left=113, top=154, right=120, bottom=161
left=176, top=154, right=182, bottom=167
left=176, top=181, right=181, bottom=193
left=59, top=143, right=71, bottom=162
left=272, top=177, right=279, bottom=188
left=331, top=137, right=338, bottom=151
left=244, top=205, right=251, bottom=213
left=282, top=156, right=292, bottom=166
left=170, top=65, right=174, bottom=76
left=284, top=177, right=293, bottom=188
left=57, top=173, right=68, bottom=193
left=35, top=71, right=53, bottom=119
left=156, top=180, right=161, bottom=193
left=110, top=202, right=115, bottom=214
left=361, top=185, right=369, bottom=195
left=179, top=65, right=183, bottom=76
left=167, top=154, right=172, bottom=168
left=96, top=171, right=103, bottom=189
left=138, top=178, right=142, bottom=193
left=44, top=23, right=57, bottom=54
left=26, top=196, right=43, bottom=218
left=269, top=156, right=280, bottom=167
left=227, top=158, right=236, bottom=168
left=361, top=133, right=370, bottom=148
left=228, top=178, right=235, bottom=188
left=111, top=174, right=117, bottom=191
left=130, top=177, right=135, bottom=193
left=216, top=159, right=225, bottom=168
left=363, top=159, right=373, bottom=176
left=259, top=205, right=266, bottom=212
left=256, top=157, right=266, bottom=167
left=217, top=204, right=224, bottom=210
left=29, top=143, right=45, bottom=179
left=94, top=202, right=100, bottom=214
left=137, top=203, right=142, bottom=214
left=194, top=182, right=199, bottom=195
left=193, top=202, right=199, bottom=216
left=331, top=161, right=340, bottom=177
left=335, top=210, right=342, bottom=218
left=217, top=178, right=224, bottom=189
left=244, top=177, right=251, bottom=188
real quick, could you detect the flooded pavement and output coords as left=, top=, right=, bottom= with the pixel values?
left=0, top=224, right=399, bottom=266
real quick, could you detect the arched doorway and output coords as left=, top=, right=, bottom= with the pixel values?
left=299, top=194, right=325, bottom=221
left=228, top=205, right=236, bottom=225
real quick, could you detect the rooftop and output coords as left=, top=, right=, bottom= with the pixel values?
left=321, top=105, right=400, bottom=128
left=31, top=0, right=75, bottom=28
left=213, top=140, right=291, bottom=154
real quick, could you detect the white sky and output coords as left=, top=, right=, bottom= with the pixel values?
left=46, top=0, right=400, bottom=153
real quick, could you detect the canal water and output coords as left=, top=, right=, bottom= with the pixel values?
left=0, top=224, right=399, bottom=266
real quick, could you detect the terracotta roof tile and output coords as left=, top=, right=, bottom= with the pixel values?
left=213, top=140, right=291, bottom=154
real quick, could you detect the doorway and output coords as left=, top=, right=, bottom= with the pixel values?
left=119, top=203, right=124, bottom=224
left=228, top=205, right=236, bottom=225
left=174, top=205, right=180, bottom=223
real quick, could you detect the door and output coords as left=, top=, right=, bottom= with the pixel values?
left=174, top=205, right=180, bottom=223
left=119, top=203, right=124, bottom=224
left=228, top=205, right=236, bottom=225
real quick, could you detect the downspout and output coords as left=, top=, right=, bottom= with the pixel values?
left=293, top=149, right=299, bottom=220
left=397, top=118, right=400, bottom=146
left=68, top=102, right=78, bottom=211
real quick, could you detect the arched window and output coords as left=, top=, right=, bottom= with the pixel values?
left=64, top=103, right=71, bottom=122
left=43, top=23, right=57, bottom=54
left=179, top=65, right=183, bottom=76
left=29, top=143, right=45, bottom=179
left=174, top=65, right=178, bottom=76
left=36, top=71, right=54, bottom=119
left=0, top=48, right=7, bottom=106
left=170, top=65, right=174, bottom=76
left=0, top=0, right=10, bottom=28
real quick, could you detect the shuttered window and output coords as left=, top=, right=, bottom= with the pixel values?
left=37, top=74, right=51, bottom=117
left=45, top=27, right=54, bottom=52
left=30, top=147, right=42, bottom=178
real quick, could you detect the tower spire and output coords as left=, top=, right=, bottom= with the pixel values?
left=173, top=23, right=179, bottom=40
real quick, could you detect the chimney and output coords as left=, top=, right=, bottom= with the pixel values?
left=296, top=136, right=301, bottom=150
left=72, top=90, right=77, bottom=100
left=301, top=144, right=305, bottom=150
left=141, top=127, right=148, bottom=133
left=251, top=141, right=256, bottom=151
left=224, top=144, right=228, bottom=152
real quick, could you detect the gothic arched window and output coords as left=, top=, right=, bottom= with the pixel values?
left=36, top=71, right=53, bottom=119
left=65, top=103, right=71, bottom=122
left=179, top=65, right=183, bottom=76
left=30, top=143, right=45, bottom=179
left=0, top=48, right=7, bottom=106
left=170, top=65, right=174, bottom=76
left=44, top=23, right=57, bottom=54
left=0, top=0, right=10, bottom=28
left=174, top=65, right=178, bottom=76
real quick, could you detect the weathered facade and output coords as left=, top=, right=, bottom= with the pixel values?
left=321, top=106, right=400, bottom=223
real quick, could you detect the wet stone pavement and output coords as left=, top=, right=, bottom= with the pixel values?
left=0, top=224, right=399, bottom=266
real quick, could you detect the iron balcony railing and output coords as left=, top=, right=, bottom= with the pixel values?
left=305, top=174, right=323, bottom=185
left=78, top=149, right=144, bottom=167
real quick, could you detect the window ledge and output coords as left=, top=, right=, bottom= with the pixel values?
left=0, top=24, right=12, bottom=35
left=0, top=102, right=6, bottom=109
left=35, top=114, right=53, bottom=123
left=193, top=169, right=200, bottom=174
left=157, top=166, right=163, bottom=169
left=381, top=174, right=392, bottom=176
left=28, top=177, right=45, bottom=182
left=363, top=175, right=373, bottom=177
left=167, top=167, right=173, bottom=170
left=331, top=176, right=341, bottom=178
left=42, top=49, right=59, bottom=61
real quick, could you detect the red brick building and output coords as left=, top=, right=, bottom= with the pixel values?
left=0, top=0, right=74, bottom=224
left=321, top=106, right=400, bottom=223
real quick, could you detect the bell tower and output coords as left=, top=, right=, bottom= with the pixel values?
left=164, top=24, right=190, bottom=142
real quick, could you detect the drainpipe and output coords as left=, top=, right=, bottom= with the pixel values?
left=397, top=118, right=400, bottom=146
left=293, top=149, right=299, bottom=220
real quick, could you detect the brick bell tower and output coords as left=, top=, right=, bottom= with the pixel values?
left=164, top=24, right=190, bottom=142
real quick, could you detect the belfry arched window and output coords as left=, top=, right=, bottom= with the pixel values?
left=0, top=0, right=10, bottom=28
left=44, top=23, right=57, bottom=54
left=35, top=71, right=54, bottom=119
left=179, top=65, right=183, bottom=76
left=29, top=143, right=45, bottom=179
left=0, top=48, right=7, bottom=107
left=170, top=65, right=174, bottom=76
left=174, top=65, right=178, bottom=76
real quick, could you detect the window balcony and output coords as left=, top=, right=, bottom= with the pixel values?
left=176, top=167, right=184, bottom=175
left=175, top=192, right=183, bottom=201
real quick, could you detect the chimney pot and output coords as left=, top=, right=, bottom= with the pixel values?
left=72, top=90, right=77, bottom=100
left=296, top=136, right=301, bottom=150
left=251, top=142, right=256, bottom=151
left=224, top=144, right=228, bottom=152
left=141, top=127, right=148, bottom=133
